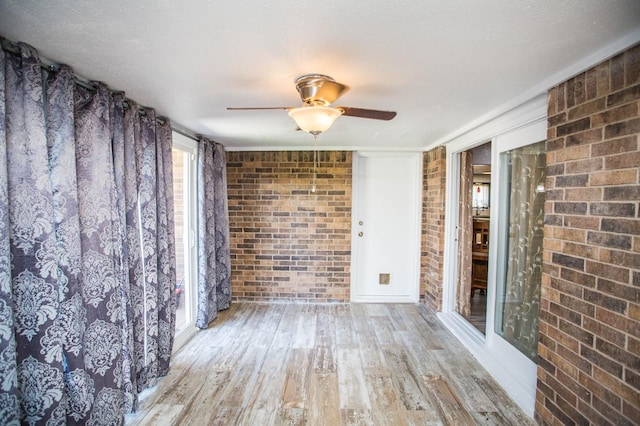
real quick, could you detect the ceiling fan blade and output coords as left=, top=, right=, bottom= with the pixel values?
left=336, top=107, right=397, bottom=120
left=227, top=107, right=294, bottom=111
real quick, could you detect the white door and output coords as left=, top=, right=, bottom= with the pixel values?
left=351, top=152, right=422, bottom=303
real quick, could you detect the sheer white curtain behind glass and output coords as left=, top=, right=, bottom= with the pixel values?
left=495, top=141, right=546, bottom=360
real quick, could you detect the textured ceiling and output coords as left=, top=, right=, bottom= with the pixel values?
left=1, top=1, right=639, bottom=150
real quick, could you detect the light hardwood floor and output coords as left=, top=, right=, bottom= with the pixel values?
left=126, top=303, right=534, bottom=425
left=468, top=293, right=487, bottom=335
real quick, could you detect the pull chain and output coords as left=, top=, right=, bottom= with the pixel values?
left=312, top=134, right=318, bottom=193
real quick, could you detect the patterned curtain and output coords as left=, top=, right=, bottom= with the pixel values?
left=456, top=150, right=473, bottom=318
left=0, top=42, right=63, bottom=424
left=500, top=141, right=545, bottom=360
left=0, top=41, right=176, bottom=424
left=125, top=104, right=176, bottom=393
left=196, top=138, right=231, bottom=329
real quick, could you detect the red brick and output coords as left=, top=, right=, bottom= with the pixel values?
left=549, top=111, right=567, bottom=126
left=560, top=293, right=595, bottom=319
left=554, top=201, right=588, bottom=214
left=595, top=102, right=640, bottom=128
left=625, top=45, right=640, bottom=85
left=557, top=117, right=592, bottom=137
left=560, top=148, right=597, bottom=169
left=563, top=242, right=598, bottom=260
left=569, top=73, right=587, bottom=107
left=550, top=276, right=584, bottom=298
left=568, top=98, right=606, bottom=121
left=611, top=53, right=626, bottom=92
left=607, top=83, right=640, bottom=108
left=595, top=62, right=611, bottom=97
left=603, top=151, right=640, bottom=171
left=587, top=231, right=632, bottom=251
left=601, top=218, right=640, bottom=236
left=581, top=345, right=623, bottom=378
left=548, top=87, right=559, bottom=115
left=576, top=400, right=612, bottom=426
left=540, top=43, right=640, bottom=426
left=590, top=169, right=637, bottom=186
left=630, top=303, right=640, bottom=322
left=599, top=249, right=640, bottom=270
left=585, top=261, right=630, bottom=287
left=546, top=137, right=565, bottom=152
left=582, top=317, right=626, bottom=348
left=579, top=369, right=622, bottom=410
left=622, top=401, right=640, bottom=425
left=585, top=68, right=598, bottom=100
left=560, top=268, right=596, bottom=289
left=546, top=327, right=580, bottom=353
left=556, top=343, right=592, bottom=375
left=564, top=157, right=603, bottom=174
left=626, top=367, right=640, bottom=392
left=595, top=338, right=640, bottom=371
left=591, top=136, right=638, bottom=157
left=421, top=147, right=447, bottom=309
left=227, top=151, right=352, bottom=303
left=590, top=202, right=636, bottom=217
left=605, top=117, right=640, bottom=139
left=603, top=185, right=640, bottom=201
left=563, top=187, right=602, bottom=202
left=553, top=227, right=587, bottom=243
left=563, top=215, right=600, bottom=230
left=596, top=307, right=640, bottom=339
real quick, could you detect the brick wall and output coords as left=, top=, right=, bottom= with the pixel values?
left=421, top=146, right=447, bottom=309
left=537, top=44, right=640, bottom=425
left=226, top=151, right=352, bottom=302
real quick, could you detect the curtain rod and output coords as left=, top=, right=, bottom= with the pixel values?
left=171, top=124, right=201, bottom=142
left=1, top=37, right=202, bottom=143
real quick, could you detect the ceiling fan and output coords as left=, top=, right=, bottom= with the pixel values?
left=227, top=74, right=397, bottom=135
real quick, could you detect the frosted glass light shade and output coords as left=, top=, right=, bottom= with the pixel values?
left=288, top=106, right=342, bottom=134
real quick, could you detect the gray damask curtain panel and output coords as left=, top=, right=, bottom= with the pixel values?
left=196, top=138, right=231, bottom=329
left=0, top=42, right=176, bottom=424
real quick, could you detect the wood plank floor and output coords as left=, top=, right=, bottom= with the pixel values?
left=125, top=303, right=534, bottom=425
left=468, top=293, right=487, bottom=335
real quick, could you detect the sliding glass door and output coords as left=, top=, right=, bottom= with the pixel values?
left=440, top=106, right=547, bottom=416
left=172, top=133, right=198, bottom=349
left=494, top=141, right=546, bottom=361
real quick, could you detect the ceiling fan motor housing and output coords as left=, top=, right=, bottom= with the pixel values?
left=294, top=74, right=349, bottom=106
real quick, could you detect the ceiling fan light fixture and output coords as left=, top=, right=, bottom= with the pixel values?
left=288, top=106, right=342, bottom=135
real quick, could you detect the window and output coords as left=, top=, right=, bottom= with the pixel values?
left=172, top=132, right=198, bottom=349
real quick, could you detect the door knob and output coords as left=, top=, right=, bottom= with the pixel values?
left=358, top=232, right=364, bottom=237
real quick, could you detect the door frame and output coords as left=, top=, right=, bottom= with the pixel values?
left=171, top=132, right=199, bottom=353
left=439, top=94, right=547, bottom=417
left=350, top=151, right=423, bottom=303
